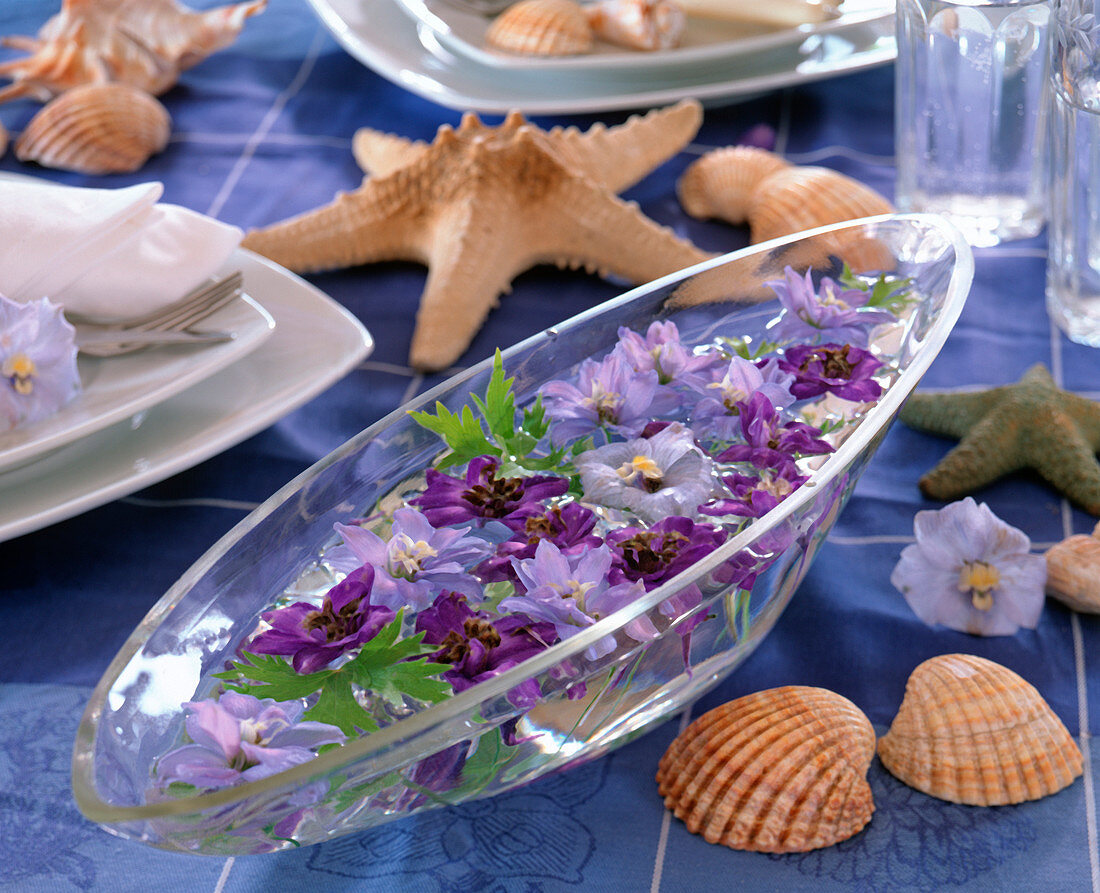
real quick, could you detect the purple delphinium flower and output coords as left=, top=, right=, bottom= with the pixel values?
left=777, top=342, right=884, bottom=402
left=575, top=422, right=717, bottom=524
left=767, top=267, right=894, bottom=347
left=701, top=466, right=808, bottom=519
left=501, top=540, right=654, bottom=659
left=248, top=565, right=396, bottom=674
left=409, top=456, right=569, bottom=528
left=415, top=591, right=558, bottom=708
left=612, top=320, right=723, bottom=389
left=477, top=502, right=604, bottom=583
left=689, top=354, right=795, bottom=441
left=333, top=508, right=491, bottom=610
left=539, top=351, right=680, bottom=444
left=154, top=692, right=346, bottom=790
left=0, top=294, right=81, bottom=432
left=605, top=516, right=727, bottom=589
left=890, top=498, right=1046, bottom=636
left=715, top=392, right=833, bottom=474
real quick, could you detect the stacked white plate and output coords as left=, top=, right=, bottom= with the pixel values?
left=307, top=0, right=896, bottom=113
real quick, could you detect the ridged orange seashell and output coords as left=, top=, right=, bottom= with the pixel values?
left=1045, top=533, right=1100, bottom=614
left=0, top=119, right=7, bottom=157
left=656, top=686, right=876, bottom=853
left=677, top=146, right=791, bottom=224
left=15, top=82, right=170, bottom=174
left=878, top=654, right=1083, bottom=806
left=485, top=0, right=594, bottom=56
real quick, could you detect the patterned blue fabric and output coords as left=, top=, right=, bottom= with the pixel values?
left=1, top=1, right=1098, bottom=890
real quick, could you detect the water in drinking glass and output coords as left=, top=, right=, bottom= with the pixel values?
left=895, top=0, right=1051, bottom=246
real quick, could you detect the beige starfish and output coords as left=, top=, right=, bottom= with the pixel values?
left=241, top=100, right=714, bottom=371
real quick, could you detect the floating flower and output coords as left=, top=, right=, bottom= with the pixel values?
left=605, top=516, right=726, bottom=589
left=612, top=320, right=722, bottom=389
left=415, top=592, right=558, bottom=707
left=689, top=354, right=795, bottom=441
left=539, top=351, right=680, bottom=444
left=501, top=540, right=653, bottom=659
left=777, top=342, right=884, bottom=402
left=249, top=565, right=396, bottom=673
left=701, top=466, right=808, bottom=519
left=477, top=502, right=604, bottom=583
left=767, top=267, right=894, bottom=347
left=715, top=392, right=833, bottom=474
left=154, top=692, right=345, bottom=790
left=890, top=497, right=1046, bottom=636
left=576, top=422, right=717, bottom=523
left=334, top=508, right=492, bottom=610
left=409, top=456, right=569, bottom=528
left=0, top=294, right=80, bottom=432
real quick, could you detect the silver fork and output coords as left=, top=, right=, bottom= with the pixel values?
left=69, top=271, right=244, bottom=358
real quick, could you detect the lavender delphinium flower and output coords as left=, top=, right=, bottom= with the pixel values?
left=333, top=507, right=492, bottom=610
left=701, top=466, right=808, bottom=519
left=154, top=692, right=346, bottom=790
left=477, top=501, right=604, bottom=582
left=409, top=456, right=569, bottom=528
left=0, top=294, right=81, bottom=432
left=715, top=392, right=833, bottom=474
left=690, top=354, right=795, bottom=441
left=501, top=540, right=654, bottom=659
left=777, top=342, right=884, bottom=402
left=890, top=497, right=1046, bottom=636
left=576, top=422, right=717, bottom=524
left=767, top=267, right=894, bottom=347
left=415, top=592, right=558, bottom=707
left=539, top=351, right=680, bottom=444
left=612, top=320, right=723, bottom=390
left=248, top=565, right=395, bottom=673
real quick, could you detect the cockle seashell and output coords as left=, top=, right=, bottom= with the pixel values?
left=678, top=147, right=895, bottom=272
left=0, top=120, right=7, bottom=157
left=878, top=653, right=1083, bottom=806
left=656, top=686, right=876, bottom=852
left=15, top=83, right=170, bottom=174
left=585, top=0, right=686, bottom=51
left=1045, top=533, right=1100, bottom=614
left=0, top=0, right=267, bottom=105
left=485, top=0, right=594, bottom=56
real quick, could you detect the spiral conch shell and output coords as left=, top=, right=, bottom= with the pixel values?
left=657, top=686, right=876, bottom=852
left=878, top=654, right=1083, bottom=806
left=678, top=146, right=895, bottom=272
left=486, top=0, right=594, bottom=55
left=15, top=82, right=170, bottom=174
left=585, top=0, right=686, bottom=51
left=0, top=0, right=267, bottom=104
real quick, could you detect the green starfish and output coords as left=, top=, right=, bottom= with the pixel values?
left=899, top=363, right=1100, bottom=515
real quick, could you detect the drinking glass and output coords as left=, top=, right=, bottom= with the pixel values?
left=1047, top=0, right=1100, bottom=344
left=895, top=0, right=1052, bottom=246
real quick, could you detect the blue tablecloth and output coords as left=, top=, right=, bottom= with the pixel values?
left=1, top=1, right=1098, bottom=890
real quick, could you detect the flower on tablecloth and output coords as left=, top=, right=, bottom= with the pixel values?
left=890, top=497, right=1046, bottom=636
left=0, top=293, right=80, bottom=432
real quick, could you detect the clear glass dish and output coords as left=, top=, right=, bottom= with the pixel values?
left=72, top=214, right=973, bottom=855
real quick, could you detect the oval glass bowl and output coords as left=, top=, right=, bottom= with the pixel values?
left=73, top=214, right=973, bottom=855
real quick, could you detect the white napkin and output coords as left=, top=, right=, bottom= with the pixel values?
left=0, top=180, right=243, bottom=319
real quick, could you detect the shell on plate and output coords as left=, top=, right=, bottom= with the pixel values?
left=0, top=0, right=267, bottom=104
left=1045, top=533, right=1100, bottom=614
left=585, top=0, right=686, bottom=51
left=15, top=82, right=171, bottom=174
left=877, top=653, right=1083, bottom=806
left=656, top=686, right=876, bottom=853
left=485, top=0, right=595, bottom=56
left=678, top=146, right=895, bottom=272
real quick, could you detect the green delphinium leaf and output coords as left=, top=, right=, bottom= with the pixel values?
left=472, top=350, right=517, bottom=442
left=839, top=263, right=915, bottom=314
left=306, top=672, right=378, bottom=736
left=215, top=652, right=333, bottom=701
left=407, top=402, right=497, bottom=468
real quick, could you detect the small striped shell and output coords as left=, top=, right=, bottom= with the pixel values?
left=15, top=82, right=170, bottom=174
left=486, top=0, right=594, bottom=56
left=1045, top=534, right=1100, bottom=614
left=585, top=0, right=686, bottom=51
left=657, top=686, right=876, bottom=853
left=878, top=654, right=1083, bottom=806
